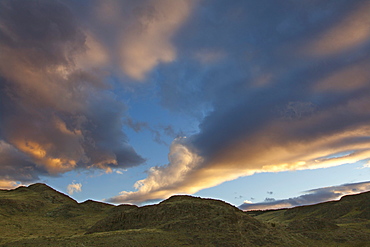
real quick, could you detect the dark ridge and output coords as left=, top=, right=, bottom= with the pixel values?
left=80, top=200, right=115, bottom=211
left=161, top=194, right=235, bottom=205
left=81, top=199, right=114, bottom=206
left=85, top=195, right=283, bottom=246
left=27, top=183, right=54, bottom=192
left=28, top=183, right=77, bottom=204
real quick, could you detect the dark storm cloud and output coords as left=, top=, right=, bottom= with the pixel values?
left=0, top=141, right=48, bottom=182
left=239, top=181, right=370, bottom=211
left=0, top=0, right=145, bottom=186
left=113, top=0, right=370, bottom=204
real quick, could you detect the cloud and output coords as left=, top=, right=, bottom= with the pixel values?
left=1, top=0, right=370, bottom=206
left=239, top=181, right=370, bottom=211
left=118, top=0, right=195, bottom=80
left=73, top=0, right=196, bottom=81
left=0, top=180, right=21, bottom=190
left=124, top=118, right=177, bottom=145
left=304, top=1, right=370, bottom=57
left=108, top=137, right=203, bottom=203
left=0, top=0, right=145, bottom=186
left=361, top=161, right=370, bottom=169
left=0, top=0, right=198, bottom=187
left=110, top=0, right=370, bottom=204
left=67, top=182, right=82, bottom=195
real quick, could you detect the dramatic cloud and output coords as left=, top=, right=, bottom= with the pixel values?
left=69, top=0, right=196, bottom=81
left=0, top=0, right=150, bottom=188
left=110, top=0, right=370, bottom=204
left=2, top=0, right=370, bottom=205
left=239, top=181, right=370, bottom=211
left=109, top=137, right=203, bottom=203
left=117, top=0, right=194, bottom=80
left=67, top=182, right=82, bottom=195
left=304, top=1, right=370, bottom=56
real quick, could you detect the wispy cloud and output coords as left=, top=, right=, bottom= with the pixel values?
left=67, top=182, right=82, bottom=195
left=109, top=0, right=370, bottom=204
left=1, top=0, right=370, bottom=204
left=117, top=0, right=195, bottom=80
left=304, top=1, right=370, bottom=57
left=239, top=181, right=370, bottom=211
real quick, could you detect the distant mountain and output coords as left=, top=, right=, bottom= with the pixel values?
left=1, top=184, right=370, bottom=246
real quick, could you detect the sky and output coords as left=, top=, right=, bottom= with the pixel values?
left=1, top=0, right=370, bottom=210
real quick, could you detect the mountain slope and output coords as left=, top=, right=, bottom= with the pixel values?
left=0, top=183, right=113, bottom=243
left=87, top=195, right=295, bottom=246
left=248, top=191, right=370, bottom=223
left=247, top=191, right=370, bottom=246
left=1, top=184, right=370, bottom=246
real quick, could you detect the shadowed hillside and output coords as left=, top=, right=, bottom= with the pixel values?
left=1, top=184, right=370, bottom=246
left=247, top=191, right=370, bottom=246
left=0, top=183, right=114, bottom=244
left=86, top=195, right=295, bottom=246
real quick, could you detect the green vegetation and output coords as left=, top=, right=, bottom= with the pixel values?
left=247, top=191, right=370, bottom=246
left=1, top=184, right=370, bottom=246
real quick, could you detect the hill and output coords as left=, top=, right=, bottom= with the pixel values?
left=0, top=183, right=113, bottom=245
left=1, top=184, right=370, bottom=246
left=86, top=195, right=296, bottom=246
left=247, top=191, right=370, bottom=246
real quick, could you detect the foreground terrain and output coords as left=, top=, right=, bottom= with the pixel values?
left=1, top=183, right=370, bottom=246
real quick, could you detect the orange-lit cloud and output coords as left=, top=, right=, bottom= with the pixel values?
left=109, top=123, right=370, bottom=204
left=75, top=32, right=109, bottom=70
left=0, top=0, right=144, bottom=185
left=118, top=0, right=194, bottom=80
left=314, top=62, right=370, bottom=93
left=109, top=138, right=204, bottom=203
left=0, top=180, right=20, bottom=190
left=2, top=0, right=370, bottom=205
left=304, top=1, right=370, bottom=56
left=106, top=0, right=370, bottom=204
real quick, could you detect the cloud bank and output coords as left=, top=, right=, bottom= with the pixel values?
left=0, top=0, right=197, bottom=188
left=1, top=0, right=370, bottom=205
left=109, top=0, right=370, bottom=204
left=239, top=181, right=370, bottom=211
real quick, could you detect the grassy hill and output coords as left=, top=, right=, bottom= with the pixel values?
left=86, top=195, right=298, bottom=246
left=0, top=183, right=113, bottom=244
left=247, top=191, right=370, bottom=246
left=1, top=184, right=370, bottom=246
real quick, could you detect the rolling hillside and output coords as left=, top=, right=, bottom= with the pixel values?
left=1, top=184, right=370, bottom=246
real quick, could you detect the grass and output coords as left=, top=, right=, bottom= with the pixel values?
left=1, top=184, right=370, bottom=246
